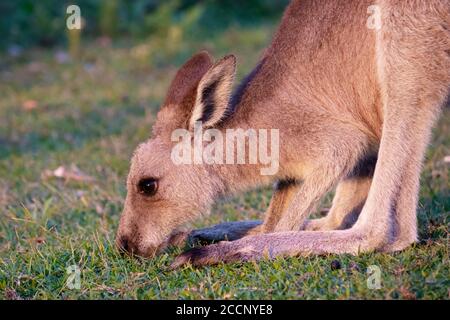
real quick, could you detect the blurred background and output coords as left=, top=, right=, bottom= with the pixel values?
left=0, top=0, right=288, bottom=52
left=1, top=0, right=449, bottom=299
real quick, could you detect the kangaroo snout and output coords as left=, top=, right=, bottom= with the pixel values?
left=115, top=233, right=158, bottom=258
left=116, top=235, right=133, bottom=254
left=115, top=208, right=162, bottom=258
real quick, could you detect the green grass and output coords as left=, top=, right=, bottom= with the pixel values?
left=0, top=23, right=449, bottom=300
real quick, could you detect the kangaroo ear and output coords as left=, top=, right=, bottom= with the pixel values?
left=189, top=55, right=236, bottom=130
left=164, top=51, right=214, bottom=106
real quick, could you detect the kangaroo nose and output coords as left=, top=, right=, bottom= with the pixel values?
left=117, top=235, right=131, bottom=253
left=116, top=234, right=158, bottom=257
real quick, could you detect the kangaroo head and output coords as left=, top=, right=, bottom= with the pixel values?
left=116, top=52, right=237, bottom=257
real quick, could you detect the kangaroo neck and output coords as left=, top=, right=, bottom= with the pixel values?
left=221, top=58, right=267, bottom=130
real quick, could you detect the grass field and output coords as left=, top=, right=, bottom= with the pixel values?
left=0, top=22, right=449, bottom=300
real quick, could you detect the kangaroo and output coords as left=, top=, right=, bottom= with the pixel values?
left=116, top=0, right=450, bottom=267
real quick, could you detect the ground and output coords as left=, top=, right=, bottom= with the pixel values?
left=0, top=23, right=449, bottom=299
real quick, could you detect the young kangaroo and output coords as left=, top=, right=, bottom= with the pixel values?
left=116, top=0, right=450, bottom=267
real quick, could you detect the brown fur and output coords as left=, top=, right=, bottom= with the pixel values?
left=116, top=0, right=450, bottom=266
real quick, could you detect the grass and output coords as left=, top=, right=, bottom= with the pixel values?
left=0, top=22, right=449, bottom=300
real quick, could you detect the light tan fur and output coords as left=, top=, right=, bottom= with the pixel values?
left=116, top=0, right=450, bottom=266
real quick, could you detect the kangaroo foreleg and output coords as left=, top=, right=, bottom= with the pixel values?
left=304, top=176, right=372, bottom=231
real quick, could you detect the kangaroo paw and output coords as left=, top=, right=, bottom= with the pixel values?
left=187, top=220, right=262, bottom=245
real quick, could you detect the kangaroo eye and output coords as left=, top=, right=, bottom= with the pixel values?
left=137, top=178, right=158, bottom=196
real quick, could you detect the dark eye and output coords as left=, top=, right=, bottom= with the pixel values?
left=137, top=178, right=158, bottom=196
